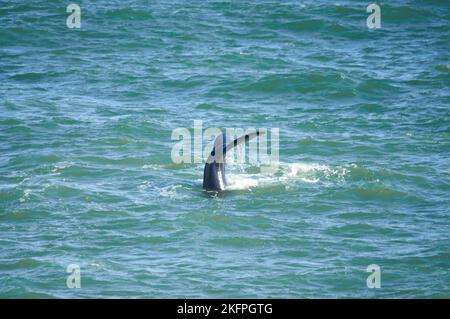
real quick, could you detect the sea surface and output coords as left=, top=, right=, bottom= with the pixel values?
left=0, top=0, right=449, bottom=298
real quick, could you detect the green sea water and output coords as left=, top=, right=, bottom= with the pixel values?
left=0, top=0, right=449, bottom=298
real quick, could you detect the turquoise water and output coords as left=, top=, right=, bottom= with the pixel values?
left=0, top=0, right=449, bottom=298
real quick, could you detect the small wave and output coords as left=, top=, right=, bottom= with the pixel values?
left=103, top=7, right=152, bottom=20
left=51, top=161, right=74, bottom=172
left=18, top=188, right=32, bottom=203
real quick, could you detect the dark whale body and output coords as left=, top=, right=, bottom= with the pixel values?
left=202, top=131, right=262, bottom=191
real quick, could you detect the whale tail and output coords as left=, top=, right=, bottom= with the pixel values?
left=202, top=130, right=263, bottom=191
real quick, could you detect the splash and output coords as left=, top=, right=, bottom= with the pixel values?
left=225, top=162, right=348, bottom=191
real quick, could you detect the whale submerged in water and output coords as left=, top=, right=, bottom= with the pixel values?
left=202, top=130, right=262, bottom=191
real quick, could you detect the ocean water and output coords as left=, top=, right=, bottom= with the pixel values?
left=0, top=0, right=449, bottom=298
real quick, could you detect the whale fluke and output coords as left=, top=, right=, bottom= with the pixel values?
left=202, top=130, right=263, bottom=191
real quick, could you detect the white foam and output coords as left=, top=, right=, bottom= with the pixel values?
left=157, top=185, right=186, bottom=198
left=142, top=164, right=160, bottom=170
left=225, top=162, right=347, bottom=191
left=226, top=174, right=263, bottom=190
left=284, top=163, right=329, bottom=177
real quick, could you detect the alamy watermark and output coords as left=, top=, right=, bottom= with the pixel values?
left=65, top=4, right=382, bottom=30
left=366, top=264, right=381, bottom=289
left=171, top=120, right=279, bottom=169
left=66, top=264, right=81, bottom=289
left=66, top=4, right=81, bottom=29
left=366, top=4, right=382, bottom=29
